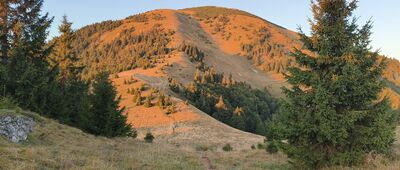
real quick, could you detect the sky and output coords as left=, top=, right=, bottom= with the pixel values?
left=42, top=0, right=400, bottom=59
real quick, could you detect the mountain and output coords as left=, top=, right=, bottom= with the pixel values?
left=3, top=6, right=400, bottom=169
left=64, top=6, right=400, bottom=137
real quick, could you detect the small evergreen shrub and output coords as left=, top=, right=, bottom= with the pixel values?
left=166, top=104, right=175, bottom=115
left=266, top=141, right=278, bottom=154
left=195, top=145, right=209, bottom=151
left=257, top=143, right=265, bottom=149
left=144, top=96, right=152, bottom=108
left=222, top=144, right=233, bottom=152
left=144, top=132, right=154, bottom=143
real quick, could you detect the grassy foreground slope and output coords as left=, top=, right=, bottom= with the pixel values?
left=1, top=108, right=400, bottom=169
left=0, top=109, right=288, bottom=170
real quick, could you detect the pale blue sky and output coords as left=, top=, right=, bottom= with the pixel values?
left=43, top=0, right=400, bottom=59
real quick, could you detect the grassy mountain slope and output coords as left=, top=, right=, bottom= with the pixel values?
left=180, top=6, right=400, bottom=108
left=0, top=109, right=287, bottom=170
left=64, top=6, right=400, bottom=137
left=1, top=108, right=399, bottom=169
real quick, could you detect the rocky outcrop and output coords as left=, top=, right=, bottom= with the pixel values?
left=0, top=114, right=35, bottom=143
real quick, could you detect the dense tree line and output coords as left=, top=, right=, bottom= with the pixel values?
left=0, top=0, right=134, bottom=138
left=126, top=12, right=166, bottom=23
left=66, top=20, right=175, bottom=80
left=173, top=42, right=277, bottom=135
left=186, top=6, right=259, bottom=21
left=266, top=0, right=396, bottom=168
left=170, top=67, right=278, bottom=135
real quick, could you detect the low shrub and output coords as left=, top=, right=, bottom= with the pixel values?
left=222, top=143, right=233, bottom=152
left=144, top=132, right=154, bottom=143
left=195, top=145, right=210, bottom=151
left=266, top=141, right=278, bottom=154
left=257, top=143, right=266, bottom=149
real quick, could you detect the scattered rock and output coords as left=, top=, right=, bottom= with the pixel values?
left=0, top=114, right=35, bottom=143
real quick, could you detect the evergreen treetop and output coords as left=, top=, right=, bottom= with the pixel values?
left=50, top=15, right=82, bottom=83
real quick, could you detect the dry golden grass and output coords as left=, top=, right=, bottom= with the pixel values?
left=1, top=109, right=400, bottom=169
left=0, top=109, right=286, bottom=170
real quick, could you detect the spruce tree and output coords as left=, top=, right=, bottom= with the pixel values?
left=144, top=95, right=152, bottom=108
left=6, top=0, right=57, bottom=114
left=48, top=15, right=91, bottom=127
left=166, top=103, right=175, bottom=115
left=215, top=96, right=227, bottom=110
left=89, top=72, right=133, bottom=137
left=268, top=0, right=396, bottom=168
left=134, top=90, right=142, bottom=106
left=50, top=15, right=81, bottom=83
left=194, top=69, right=201, bottom=82
left=156, top=93, right=165, bottom=108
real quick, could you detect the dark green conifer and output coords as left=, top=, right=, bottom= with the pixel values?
left=6, top=0, right=57, bottom=115
left=88, top=72, right=134, bottom=137
left=268, top=0, right=396, bottom=168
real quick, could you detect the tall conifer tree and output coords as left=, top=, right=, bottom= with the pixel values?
left=49, top=15, right=90, bottom=127
left=89, top=72, right=133, bottom=137
left=268, top=0, right=396, bottom=168
left=6, top=0, right=56, bottom=113
left=50, top=15, right=81, bottom=83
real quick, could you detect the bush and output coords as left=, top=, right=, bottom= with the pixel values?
left=266, top=141, right=278, bottom=154
left=127, top=129, right=138, bottom=139
left=257, top=143, right=265, bottom=149
left=166, top=104, right=175, bottom=115
left=222, top=143, right=233, bottom=152
left=144, top=132, right=154, bottom=143
left=195, top=145, right=210, bottom=151
left=0, top=97, right=18, bottom=110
